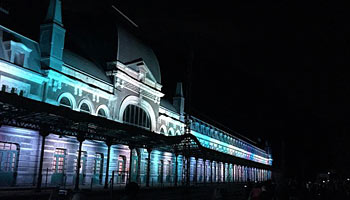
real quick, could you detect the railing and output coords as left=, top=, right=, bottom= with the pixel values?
left=0, top=168, right=272, bottom=189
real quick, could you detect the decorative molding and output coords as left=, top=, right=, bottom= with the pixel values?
left=107, top=61, right=164, bottom=104
left=167, top=127, right=175, bottom=136
left=0, top=60, right=47, bottom=84
left=0, top=75, right=31, bottom=97
left=159, top=125, right=167, bottom=135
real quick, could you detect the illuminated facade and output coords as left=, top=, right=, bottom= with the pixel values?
left=0, top=0, right=272, bottom=189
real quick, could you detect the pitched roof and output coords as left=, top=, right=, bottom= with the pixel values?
left=62, top=49, right=112, bottom=83
left=117, top=26, right=162, bottom=84
left=160, top=99, right=178, bottom=113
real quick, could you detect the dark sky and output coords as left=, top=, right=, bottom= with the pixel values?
left=116, top=0, right=350, bottom=179
left=3, top=0, right=350, bottom=179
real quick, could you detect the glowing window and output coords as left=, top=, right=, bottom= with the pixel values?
left=118, top=156, right=126, bottom=173
left=52, top=148, right=65, bottom=173
left=117, top=155, right=126, bottom=183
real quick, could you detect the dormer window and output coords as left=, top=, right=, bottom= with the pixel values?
left=14, top=52, right=25, bottom=66
left=3, top=40, right=32, bottom=67
left=136, top=61, right=148, bottom=81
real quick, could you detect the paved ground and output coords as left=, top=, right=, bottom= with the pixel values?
left=0, top=183, right=249, bottom=200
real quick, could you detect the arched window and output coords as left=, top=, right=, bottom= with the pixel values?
left=97, top=108, right=107, bottom=118
left=80, top=103, right=91, bottom=114
left=123, top=105, right=151, bottom=130
left=168, top=128, right=174, bottom=136
left=160, top=127, right=166, bottom=134
left=59, top=97, right=72, bottom=109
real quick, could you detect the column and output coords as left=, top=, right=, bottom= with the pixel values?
left=217, top=162, right=220, bottom=183
left=247, top=167, right=250, bottom=182
left=186, top=156, right=190, bottom=186
left=203, top=159, right=206, bottom=184
left=242, top=166, right=245, bottom=182
left=136, top=149, right=141, bottom=184
left=210, top=161, right=213, bottom=184
left=36, top=128, right=49, bottom=192
left=174, top=154, right=178, bottom=186
left=214, top=161, right=217, bottom=182
left=75, top=136, right=85, bottom=191
left=104, top=142, right=112, bottom=189
left=223, top=162, right=226, bottom=183
left=233, top=164, right=237, bottom=182
left=194, top=157, right=198, bottom=184
left=146, top=148, right=152, bottom=187
left=128, top=146, right=134, bottom=183
left=231, top=164, right=234, bottom=182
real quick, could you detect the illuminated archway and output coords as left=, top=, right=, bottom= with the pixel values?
left=58, top=92, right=76, bottom=110
left=96, top=104, right=110, bottom=118
left=119, top=96, right=156, bottom=131
left=78, top=99, right=94, bottom=114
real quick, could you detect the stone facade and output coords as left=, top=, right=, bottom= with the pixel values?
left=0, top=0, right=272, bottom=188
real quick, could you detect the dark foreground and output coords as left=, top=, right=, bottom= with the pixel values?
left=1, top=180, right=350, bottom=200
left=0, top=183, right=246, bottom=200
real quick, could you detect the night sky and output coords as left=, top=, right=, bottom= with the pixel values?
left=3, top=0, right=350, bottom=180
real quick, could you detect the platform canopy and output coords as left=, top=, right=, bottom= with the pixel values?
left=0, top=92, right=271, bottom=170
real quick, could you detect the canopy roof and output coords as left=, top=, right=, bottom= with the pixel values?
left=0, top=92, right=271, bottom=170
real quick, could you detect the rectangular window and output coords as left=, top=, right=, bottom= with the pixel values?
left=52, top=148, right=66, bottom=173
left=94, top=153, right=103, bottom=175
left=14, top=52, right=25, bottom=66
left=118, top=156, right=126, bottom=173
left=0, top=142, right=18, bottom=172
